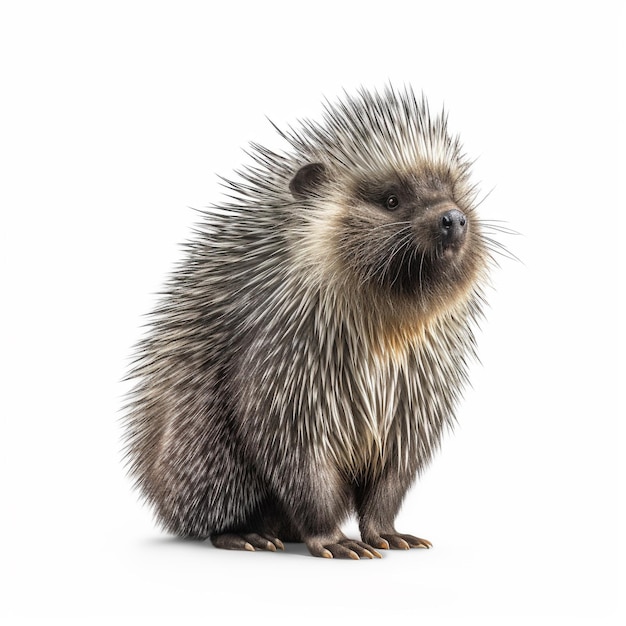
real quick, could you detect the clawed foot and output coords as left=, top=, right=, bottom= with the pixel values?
left=363, top=532, right=432, bottom=550
left=306, top=537, right=382, bottom=560
left=210, top=532, right=285, bottom=552
left=210, top=531, right=429, bottom=557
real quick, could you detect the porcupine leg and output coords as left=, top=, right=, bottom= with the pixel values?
left=279, top=464, right=382, bottom=559
left=355, top=471, right=432, bottom=551
left=211, top=456, right=382, bottom=558
left=211, top=469, right=382, bottom=559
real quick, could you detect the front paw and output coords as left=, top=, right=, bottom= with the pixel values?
left=363, top=532, right=432, bottom=550
left=306, top=537, right=383, bottom=560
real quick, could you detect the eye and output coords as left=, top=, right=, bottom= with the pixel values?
left=385, top=195, right=399, bottom=210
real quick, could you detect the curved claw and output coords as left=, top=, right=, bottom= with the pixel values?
left=380, top=533, right=432, bottom=550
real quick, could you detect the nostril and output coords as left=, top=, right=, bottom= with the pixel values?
left=441, top=214, right=453, bottom=229
left=459, top=215, right=466, bottom=227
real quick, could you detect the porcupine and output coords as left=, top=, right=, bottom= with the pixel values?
left=124, top=86, right=495, bottom=559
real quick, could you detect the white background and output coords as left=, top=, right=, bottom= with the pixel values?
left=1, top=1, right=624, bottom=625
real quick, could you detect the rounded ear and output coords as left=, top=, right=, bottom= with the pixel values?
left=289, top=163, right=327, bottom=200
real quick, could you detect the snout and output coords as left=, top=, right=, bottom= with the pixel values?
left=439, top=208, right=467, bottom=248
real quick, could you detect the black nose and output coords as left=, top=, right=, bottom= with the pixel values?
left=440, top=209, right=467, bottom=245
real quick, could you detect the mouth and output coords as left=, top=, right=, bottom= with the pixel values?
left=440, top=241, right=464, bottom=260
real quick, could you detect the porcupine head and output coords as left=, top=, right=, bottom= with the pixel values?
left=125, top=86, right=495, bottom=559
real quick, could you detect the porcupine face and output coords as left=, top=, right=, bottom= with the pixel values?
left=339, top=168, right=482, bottom=304
left=287, top=88, right=487, bottom=314
left=292, top=161, right=484, bottom=312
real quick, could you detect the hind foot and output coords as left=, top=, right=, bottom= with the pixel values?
left=210, top=532, right=285, bottom=552
left=363, top=531, right=432, bottom=550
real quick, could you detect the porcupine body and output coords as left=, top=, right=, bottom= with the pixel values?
left=124, top=86, right=492, bottom=559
